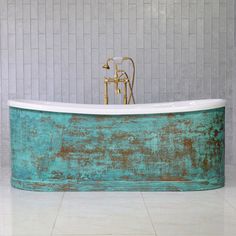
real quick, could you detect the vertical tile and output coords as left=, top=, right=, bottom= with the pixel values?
left=24, top=64, right=31, bottom=97
left=167, top=0, right=174, bottom=19
left=8, top=4, right=15, bottom=34
left=189, top=2, right=196, bottom=34
left=23, top=3, right=30, bottom=34
left=137, top=0, right=144, bottom=18
left=23, top=34, right=31, bottom=64
left=159, top=3, right=166, bottom=34
left=76, top=20, right=84, bottom=48
left=182, top=19, right=189, bottom=49
left=98, top=0, right=106, bottom=34
left=137, top=19, right=144, bottom=48
left=8, top=34, right=16, bottom=63
left=92, top=20, right=99, bottom=48
left=54, top=64, right=62, bottom=101
left=122, top=19, right=128, bottom=48
left=31, top=19, right=38, bottom=49
left=174, top=2, right=181, bottom=34
left=16, top=20, right=23, bottom=49
left=46, top=19, right=53, bottom=48
left=46, top=0, right=53, bottom=19
left=1, top=20, right=8, bottom=49
left=53, top=3, right=61, bottom=34
left=189, top=34, right=196, bottom=63
left=159, top=63, right=166, bottom=102
left=106, top=19, right=114, bottom=49
left=76, top=0, right=84, bottom=19
left=68, top=3, right=76, bottom=34
left=16, top=0, right=23, bottom=19
left=84, top=64, right=92, bottom=103
left=84, top=2, right=91, bottom=34
left=159, top=34, right=166, bottom=63
left=8, top=63, right=16, bottom=94
left=121, top=0, right=128, bottom=19
left=167, top=18, right=174, bottom=48
left=212, top=18, right=219, bottom=49
left=106, top=0, right=113, bottom=19
left=69, top=63, right=77, bottom=102
left=197, top=19, right=204, bottom=48
left=174, top=33, right=181, bottom=64
left=69, top=34, right=76, bottom=63
left=129, top=3, right=136, bottom=34
left=53, top=34, right=61, bottom=64
left=0, top=0, right=8, bottom=19
left=114, top=0, right=121, bottom=33
left=181, top=0, right=189, bottom=19
left=38, top=2, right=46, bottom=34
left=31, top=48, right=38, bottom=78
left=31, top=0, right=38, bottom=19
left=46, top=49, right=54, bottom=100
left=144, top=2, right=151, bottom=33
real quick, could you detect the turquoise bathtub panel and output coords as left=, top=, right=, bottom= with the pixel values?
left=10, top=107, right=225, bottom=191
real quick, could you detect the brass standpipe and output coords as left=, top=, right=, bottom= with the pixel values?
left=102, top=57, right=135, bottom=105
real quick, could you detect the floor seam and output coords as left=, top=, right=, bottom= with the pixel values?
left=223, top=197, right=236, bottom=211
left=50, top=192, right=65, bottom=236
left=141, top=192, right=159, bottom=236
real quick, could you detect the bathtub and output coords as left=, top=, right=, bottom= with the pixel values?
left=8, top=99, right=225, bottom=191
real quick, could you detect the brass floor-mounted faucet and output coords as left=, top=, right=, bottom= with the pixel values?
left=102, top=57, right=135, bottom=105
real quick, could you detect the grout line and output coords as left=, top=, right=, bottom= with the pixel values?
left=51, top=234, right=153, bottom=236
left=224, top=197, right=236, bottom=212
left=215, top=187, right=236, bottom=212
left=50, top=192, right=65, bottom=236
left=141, top=192, right=158, bottom=236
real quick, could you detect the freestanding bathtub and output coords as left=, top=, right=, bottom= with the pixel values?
left=8, top=99, right=225, bottom=191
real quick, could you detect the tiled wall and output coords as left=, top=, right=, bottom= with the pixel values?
left=233, top=50, right=236, bottom=164
left=0, top=0, right=235, bottom=166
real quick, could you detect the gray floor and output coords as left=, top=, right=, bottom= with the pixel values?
left=0, top=165, right=236, bottom=236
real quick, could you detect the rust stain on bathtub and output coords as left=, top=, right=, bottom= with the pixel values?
left=159, top=176, right=187, bottom=181
left=214, top=130, right=219, bottom=137
left=202, top=158, right=210, bottom=172
left=56, top=146, right=76, bottom=159
left=167, top=113, right=175, bottom=118
left=184, top=139, right=193, bottom=149
left=69, top=115, right=80, bottom=122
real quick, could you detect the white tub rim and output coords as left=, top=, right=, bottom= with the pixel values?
left=8, top=99, right=226, bottom=115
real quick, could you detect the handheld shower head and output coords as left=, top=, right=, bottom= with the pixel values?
left=102, top=63, right=110, bottom=70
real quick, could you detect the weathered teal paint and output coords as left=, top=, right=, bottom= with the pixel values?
left=9, top=107, right=225, bottom=191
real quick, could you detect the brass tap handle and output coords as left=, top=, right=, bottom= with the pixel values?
left=123, top=79, right=128, bottom=105
left=114, top=78, right=121, bottom=94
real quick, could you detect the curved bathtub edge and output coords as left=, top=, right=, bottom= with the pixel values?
left=8, top=99, right=226, bottom=115
left=11, top=178, right=225, bottom=192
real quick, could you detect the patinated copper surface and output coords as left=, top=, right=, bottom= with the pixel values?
left=10, top=107, right=225, bottom=191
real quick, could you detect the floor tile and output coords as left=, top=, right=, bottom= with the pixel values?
left=0, top=214, right=55, bottom=236
left=54, top=192, right=155, bottom=235
left=143, top=190, right=236, bottom=236
left=0, top=187, right=64, bottom=215
left=53, top=215, right=155, bottom=235
left=59, top=192, right=144, bottom=216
